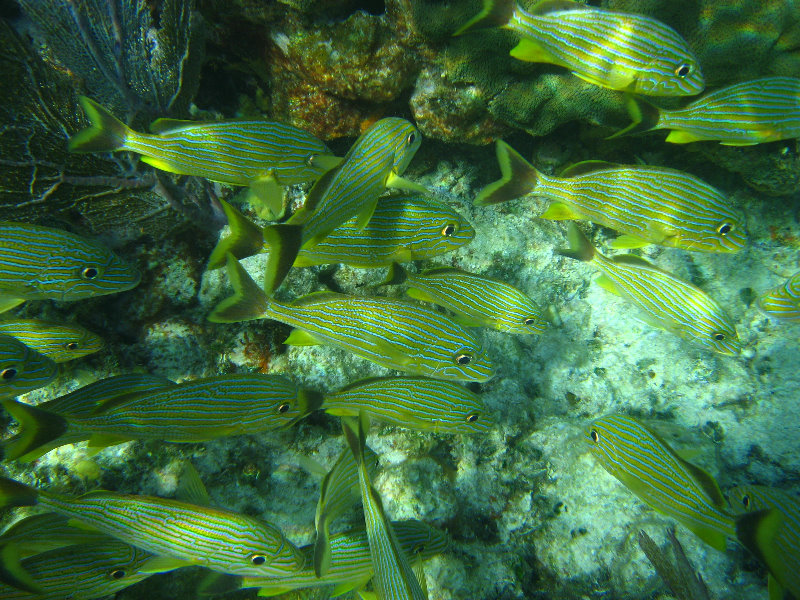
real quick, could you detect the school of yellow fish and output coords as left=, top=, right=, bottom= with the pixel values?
left=1, top=0, right=799, bottom=598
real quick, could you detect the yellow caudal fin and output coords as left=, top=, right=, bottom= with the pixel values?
left=0, top=399, right=69, bottom=462
left=737, top=509, right=787, bottom=591
left=475, top=140, right=541, bottom=206
left=0, top=542, right=43, bottom=594
left=557, top=223, right=596, bottom=262
left=262, top=224, right=304, bottom=295
left=208, top=253, right=270, bottom=323
left=607, top=94, right=662, bottom=140
left=381, top=262, right=409, bottom=286
left=68, top=96, right=131, bottom=153
left=207, top=200, right=266, bottom=270
left=453, top=0, right=514, bottom=36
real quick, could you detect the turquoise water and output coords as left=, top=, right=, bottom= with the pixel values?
left=1, top=1, right=799, bottom=599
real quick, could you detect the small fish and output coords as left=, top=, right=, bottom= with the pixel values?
left=209, top=254, right=494, bottom=382
left=322, top=376, right=492, bottom=434
left=0, top=319, right=103, bottom=362
left=207, top=194, right=474, bottom=270
left=587, top=414, right=736, bottom=551
left=455, top=0, right=703, bottom=96
left=240, top=521, right=447, bottom=597
left=69, top=96, right=341, bottom=218
left=0, top=334, right=57, bottom=399
left=0, top=222, right=140, bottom=313
left=729, top=485, right=800, bottom=600
left=757, top=272, right=800, bottom=323
left=0, top=540, right=158, bottom=599
left=1, top=374, right=323, bottom=461
left=210, top=117, right=426, bottom=294
left=0, top=476, right=305, bottom=577
left=343, top=414, right=428, bottom=599
left=476, top=141, right=746, bottom=253
left=383, top=262, right=548, bottom=334
left=614, top=77, right=800, bottom=145
left=558, top=224, right=740, bottom=355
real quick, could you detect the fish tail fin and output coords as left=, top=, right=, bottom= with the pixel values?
left=736, top=509, right=787, bottom=589
left=557, top=223, right=595, bottom=262
left=313, top=517, right=332, bottom=577
left=454, top=0, right=514, bottom=35
left=297, top=388, right=324, bottom=416
left=607, top=95, right=661, bottom=140
left=207, top=200, right=266, bottom=270
left=0, top=476, right=39, bottom=509
left=208, top=253, right=271, bottom=323
left=0, top=399, right=69, bottom=461
left=68, top=96, right=131, bottom=153
left=262, top=224, right=303, bottom=295
left=0, top=543, right=44, bottom=594
left=475, top=140, right=540, bottom=206
left=381, top=262, right=409, bottom=286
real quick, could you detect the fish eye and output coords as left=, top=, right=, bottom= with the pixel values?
left=108, top=569, right=126, bottom=580
left=441, top=223, right=456, bottom=237
left=713, top=332, right=726, bottom=341
left=589, top=430, right=599, bottom=443
left=66, top=342, right=80, bottom=351
left=249, top=553, right=268, bottom=566
left=411, top=543, right=425, bottom=555
left=674, top=63, right=692, bottom=78
left=717, top=223, right=733, bottom=236
left=81, top=267, right=99, bottom=280
left=1, top=368, right=17, bottom=381
left=741, top=495, right=751, bottom=509
left=466, top=412, right=480, bottom=423
left=277, top=402, right=291, bottom=414
left=524, top=318, right=538, bottom=326
left=455, top=353, right=472, bottom=366
left=406, top=133, right=416, bottom=145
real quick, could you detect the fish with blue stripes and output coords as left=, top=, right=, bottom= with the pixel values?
left=614, top=77, right=800, bottom=145
left=69, top=96, right=341, bottom=218
left=757, top=272, right=800, bottom=323
left=0, top=319, right=103, bottom=363
left=210, top=117, right=426, bottom=294
left=239, top=521, right=447, bottom=597
left=343, top=414, right=428, bottom=599
left=0, top=476, right=305, bottom=577
left=0, top=334, right=57, bottom=399
left=476, top=140, right=746, bottom=253
left=729, top=484, right=800, bottom=600
left=558, top=224, right=740, bottom=355
left=0, top=222, right=140, bottom=313
left=0, top=540, right=158, bottom=599
left=455, top=0, right=703, bottom=96
left=1, top=374, right=322, bottom=461
left=586, top=414, right=736, bottom=551
left=209, top=254, right=494, bottom=382
left=383, top=262, right=548, bottom=334
left=322, top=376, right=491, bottom=434
left=207, top=194, right=474, bottom=270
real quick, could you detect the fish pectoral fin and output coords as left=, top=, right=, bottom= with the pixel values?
left=283, top=329, right=323, bottom=346
left=0, top=294, right=24, bottom=313
left=138, top=555, right=196, bottom=573
left=665, top=130, right=706, bottom=144
left=509, top=38, right=558, bottom=64
left=451, top=312, right=487, bottom=328
left=610, top=234, right=650, bottom=249
left=245, top=176, right=285, bottom=221
left=256, top=584, right=294, bottom=597
left=86, top=433, right=131, bottom=449
left=594, top=274, right=622, bottom=296
left=385, top=171, right=428, bottom=194
left=139, top=155, right=178, bottom=172
left=687, top=524, right=728, bottom=552
left=354, top=199, right=379, bottom=230
left=540, top=201, right=580, bottom=220
left=331, top=575, right=372, bottom=597
left=405, top=287, right=438, bottom=304
left=311, top=154, right=343, bottom=172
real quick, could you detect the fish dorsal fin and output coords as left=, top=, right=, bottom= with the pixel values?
left=148, top=118, right=197, bottom=134
left=676, top=455, right=727, bottom=508
left=530, top=0, right=586, bottom=15
left=611, top=254, right=653, bottom=268
left=289, top=291, right=345, bottom=307
left=558, top=160, right=619, bottom=178
left=176, top=462, right=212, bottom=507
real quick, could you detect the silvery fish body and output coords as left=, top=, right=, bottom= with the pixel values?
left=456, top=0, right=703, bottom=96
left=587, top=414, right=736, bottom=551
left=757, top=272, right=800, bottom=323
left=0, top=334, right=57, bottom=399
left=0, top=222, right=140, bottom=311
left=0, top=319, right=103, bottom=363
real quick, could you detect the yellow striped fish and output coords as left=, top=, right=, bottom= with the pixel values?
left=343, top=414, right=428, bottom=600
left=476, top=141, right=746, bottom=253
left=587, top=414, right=736, bottom=551
left=559, top=224, right=740, bottom=355
left=455, top=0, right=703, bottom=96
left=69, top=97, right=340, bottom=218
left=241, top=521, right=447, bottom=597
left=323, top=376, right=491, bottom=434
left=0, top=334, right=57, bottom=399
left=207, top=195, right=474, bottom=270
left=211, top=117, right=426, bottom=294
left=383, top=262, right=548, bottom=334
left=1, top=374, right=322, bottom=460
left=0, top=319, right=103, bottom=362
left=0, top=540, right=158, bottom=599
left=729, top=485, right=800, bottom=600
left=0, top=222, right=140, bottom=313
left=614, top=77, right=800, bottom=145
left=757, top=272, right=800, bottom=323
left=0, top=476, right=304, bottom=577
left=209, top=254, right=494, bottom=382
